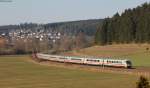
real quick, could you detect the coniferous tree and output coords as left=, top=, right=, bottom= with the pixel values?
left=99, top=18, right=109, bottom=45
left=95, top=2, right=150, bottom=45
left=136, top=76, right=150, bottom=88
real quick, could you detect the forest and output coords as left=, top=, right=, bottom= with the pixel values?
left=95, top=2, right=150, bottom=45
left=0, top=19, right=103, bottom=36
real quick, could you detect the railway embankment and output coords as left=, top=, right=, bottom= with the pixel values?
left=31, top=57, right=150, bottom=78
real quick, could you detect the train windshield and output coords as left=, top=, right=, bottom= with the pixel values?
left=126, top=61, right=132, bottom=68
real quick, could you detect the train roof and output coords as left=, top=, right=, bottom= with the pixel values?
left=38, top=53, right=131, bottom=61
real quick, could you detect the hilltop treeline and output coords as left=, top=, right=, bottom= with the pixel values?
left=44, top=19, right=103, bottom=36
left=95, top=2, right=150, bottom=45
left=0, top=19, right=103, bottom=36
left=0, top=19, right=103, bottom=55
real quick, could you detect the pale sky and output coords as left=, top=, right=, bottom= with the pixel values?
left=0, top=0, right=150, bottom=25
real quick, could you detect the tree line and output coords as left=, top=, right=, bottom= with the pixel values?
left=95, top=2, right=150, bottom=45
left=0, top=19, right=103, bottom=37
left=0, top=19, right=103, bottom=55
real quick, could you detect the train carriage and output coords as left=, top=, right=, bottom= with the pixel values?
left=103, top=59, right=132, bottom=68
left=35, top=53, right=132, bottom=68
left=85, top=58, right=103, bottom=66
left=57, top=56, right=68, bottom=62
left=68, top=57, right=84, bottom=64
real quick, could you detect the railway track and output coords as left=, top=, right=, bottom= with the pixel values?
left=31, top=56, right=150, bottom=78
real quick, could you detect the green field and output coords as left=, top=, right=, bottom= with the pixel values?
left=0, top=55, right=140, bottom=88
left=63, top=44, right=150, bottom=67
left=128, top=52, right=150, bottom=67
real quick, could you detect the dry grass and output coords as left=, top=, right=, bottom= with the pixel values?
left=0, top=44, right=150, bottom=88
left=0, top=55, right=140, bottom=88
left=62, top=44, right=150, bottom=67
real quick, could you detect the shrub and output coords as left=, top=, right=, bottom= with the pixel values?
left=136, top=76, right=150, bottom=88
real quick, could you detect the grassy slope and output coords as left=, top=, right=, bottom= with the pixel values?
left=62, top=44, right=150, bottom=67
left=0, top=55, right=138, bottom=88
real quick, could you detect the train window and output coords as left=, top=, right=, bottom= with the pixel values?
left=87, top=59, right=92, bottom=61
left=87, top=59, right=99, bottom=62
left=112, top=61, right=115, bottom=63
left=87, top=59, right=91, bottom=61
left=107, top=61, right=111, bottom=63
left=126, top=61, right=132, bottom=65
left=60, top=58, right=67, bottom=59
left=71, top=58, right=81, bottom=60
left=96, top=60, right=99, bottom=62
left=51, top=57, right=56, bottom=58
left=107, top=60, right=123, bottom=63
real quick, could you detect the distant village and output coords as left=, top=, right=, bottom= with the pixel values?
left=0, top=22, right=94, bottom=54
left=0, top=27, right=62, bottom=45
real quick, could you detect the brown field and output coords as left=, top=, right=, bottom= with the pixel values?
left=62, top=44, right=150, bottom=57
left=0, top=44, right=150, bottom=88
left=0, top=55, right=141, bottom=88
left=61, top=44, right=150, bottom=67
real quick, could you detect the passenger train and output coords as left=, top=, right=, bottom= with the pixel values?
left=35, top=53, right=132, bottom=68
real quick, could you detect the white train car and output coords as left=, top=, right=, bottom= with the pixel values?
left=85, top=58, right=103, bottom=66
left=67, top=56, right=85, bottom=64
left=57, top=56, right=68, bottom=62
left=37, top=53, right=60, bottom=62
left=35, top=53, right=132, bottom=68
left=103, top=59, right=131, bottom=68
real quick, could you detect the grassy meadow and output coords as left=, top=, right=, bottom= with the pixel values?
left=0, top=55, right=139, bottom=88
left=0, top=44, right=150, bottom=88
left=63, top=44, right=150, bottom=67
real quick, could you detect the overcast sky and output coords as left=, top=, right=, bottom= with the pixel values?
left=0, top=0, right=150, bottom=25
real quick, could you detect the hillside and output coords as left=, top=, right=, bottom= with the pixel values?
left=95, top=2, right=150, bottom=45
left=62, top=44, right=150, bottom=67
left=0, top=19, right=103, bottom=54
left=0, top=19, right=103, bottom=36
